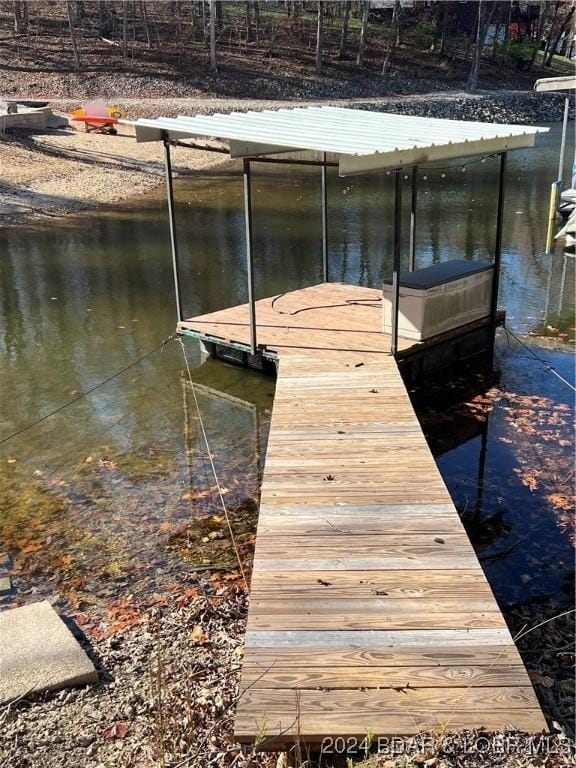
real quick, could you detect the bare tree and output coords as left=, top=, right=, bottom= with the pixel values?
left=381, top=1, right=400, bottom=76
left=13, top=1, right=28, bottom=35
left=356, top=0, right=369, bottom=67
left=467, top=0, right=484, bottom=91
left=316, top=1, right=323, bottom=74
left=121, top=0, right=128, bottom=60
left=139, top=0, right=151, bottom=47
left=339, top=0, right=350, bottom=59
left=254, top=0, right=260, bottom=40
left=209, top=0, right=217, bottom=71
left=245, top=1, right=252, bottom=43
left=544, top=3, right=575, bottom=65
left=67, top=0, right=81, bottom=70
left=438, top=1, right=449, bottom=56
left=467, top=0, right=496, bottom=92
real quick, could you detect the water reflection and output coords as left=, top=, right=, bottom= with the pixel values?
left=0, top=122, right=573, bottom=636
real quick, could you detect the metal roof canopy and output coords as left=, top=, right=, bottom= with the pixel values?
left=534, top=75, right=576, bottom=92
left=124, top=106, right=546, bottom=176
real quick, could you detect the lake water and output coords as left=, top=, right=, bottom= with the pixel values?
left=0, top=123, right=573, bottom=714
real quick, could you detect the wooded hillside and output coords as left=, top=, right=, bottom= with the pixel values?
left=1, top=1, right=574, bottom=99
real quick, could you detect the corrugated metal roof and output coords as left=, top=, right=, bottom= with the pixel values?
left=534, top=75, right=576, bottom=93
left=123, top=106, right=547, bottom=176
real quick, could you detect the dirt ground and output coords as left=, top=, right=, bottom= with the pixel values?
left=0, top=116, right=233, bottom=229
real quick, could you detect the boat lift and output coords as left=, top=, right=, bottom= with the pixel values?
left=534, top=74, right=576, bottom=252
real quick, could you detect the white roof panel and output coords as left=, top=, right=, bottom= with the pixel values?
left=123, top=106, right=547, bottom=176
left=534, top=75, right=576, bottom=92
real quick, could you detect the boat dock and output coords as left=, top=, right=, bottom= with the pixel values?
left=126, top=105, right=549, bottom=749
left=179, top=288, right=547, bottom=748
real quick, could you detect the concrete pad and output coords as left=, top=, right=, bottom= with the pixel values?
left=0, top=600, right=98, bottom=703
left=0, top=577, right=11, bottom=595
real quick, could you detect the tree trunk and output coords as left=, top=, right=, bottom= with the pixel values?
left=542, top=0, right=559, bottom=65
left=254, top=0, right=259, bottom=40
left=67, top=0, right=81, bottom=70
left=439, top=1, right=449, bottom=56
left=209, top=0, right=217, bottom=71
left=381, top=3, right=398, bottom=76
left=339, top=0, right=350, bottom=59
left=528, top=1, right=549, bottom=69
left=13, top=1, right=28, bottom=35
left=544, top=4, right=574, bottom=65
left=356, top=0, right=369, bottom=67
left=316, top=1, right=323, bottom=74
left=467, top=0, right=496, bottom=91
left=245, top=1, right=252, bottom=42
left=140, top=0, right=150, bottom=47
left=202, top=0, right=208, bottom=43
left=467, top=0, right=483, bottom=91
left=395, top=0, right=402, bottom=46
left=122, top=0, right=128, bottom=60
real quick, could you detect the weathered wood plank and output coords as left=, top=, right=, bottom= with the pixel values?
left=239, top=665, right=531, bottom=690
left=244, top=629, right=513, bottom=648
left=183, top=286, right=546, bottom=744
left=248, top=570, right=495, bottom=599
left=241, top=645, right=525, bottom=668
left=235, top=688, right=548, bottom=743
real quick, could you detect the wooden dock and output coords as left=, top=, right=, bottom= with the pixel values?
left=180, top=284, right=546, bottom=748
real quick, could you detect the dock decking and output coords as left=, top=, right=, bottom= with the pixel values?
left=181, top=284, right=546, bottom=747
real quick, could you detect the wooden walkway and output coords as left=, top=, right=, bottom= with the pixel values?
left=180, top=285, right=546, bottom=747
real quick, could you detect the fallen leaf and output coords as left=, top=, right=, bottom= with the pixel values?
left=191, top=625, right=208, bottom=644
left=102, top=721, right=130, bottom=740
left=529, top=670, right=554, bottom=688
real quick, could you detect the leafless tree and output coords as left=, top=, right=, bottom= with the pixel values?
left=467, top=0, right=497, bottom=92
left=140, top=0, right=151, bottom=47
left=121, top=0, right=128, bottom=60
left=382, top=0, right=400, bottom=76
left=245, top=1, right=252, bottom=43
left=13, top=1, right=28, bottom=35
left=316, top=1, right=323, bottom=74
left=544, top=2, right=575, bottom=65
left=209, top=0, right=217, bottom=71
left=356, top=0, right=369, bottom=67
left=339, top=0, right=350, bottom=59
left=66, top=0, right=81, bottom=70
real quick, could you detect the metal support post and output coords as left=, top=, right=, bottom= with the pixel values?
left=243, top=159, right=257, bottom=355
left=490, top=152, right=507, bottom=338
left=321, top=152, right=329, bottom=282
left=163, top=139, right=184, bottom=323
left=391, top=170, right=402, bottom=356
left=409, top=165, right=417, bottom=272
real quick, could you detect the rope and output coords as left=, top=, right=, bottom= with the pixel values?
left=271, top=293, right=381, bottom=316
left=177, top=336, right=249, bottom=592
left=0, top=335, right=177, bottom=447
left=503, top=325, right=576, bottom=394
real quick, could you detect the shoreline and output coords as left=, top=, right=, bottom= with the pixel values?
left=1, top=90, right=571, bottom=230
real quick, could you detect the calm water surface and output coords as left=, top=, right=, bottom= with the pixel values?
left=0, top=123, right=573, bottom=653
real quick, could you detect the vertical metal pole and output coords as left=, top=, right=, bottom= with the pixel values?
left=321, top=152, right=329, bottom=282
left=243, top=158, right=257, bottom=355
left=391, top=170, right=402, bottom=356
left=163, top=139, right=184, bottom=323
left=408, top=165, right=417, bottom=272
left=557, top=96, right=570, bottom=184
left=490, top=152, right=507, bottom=338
